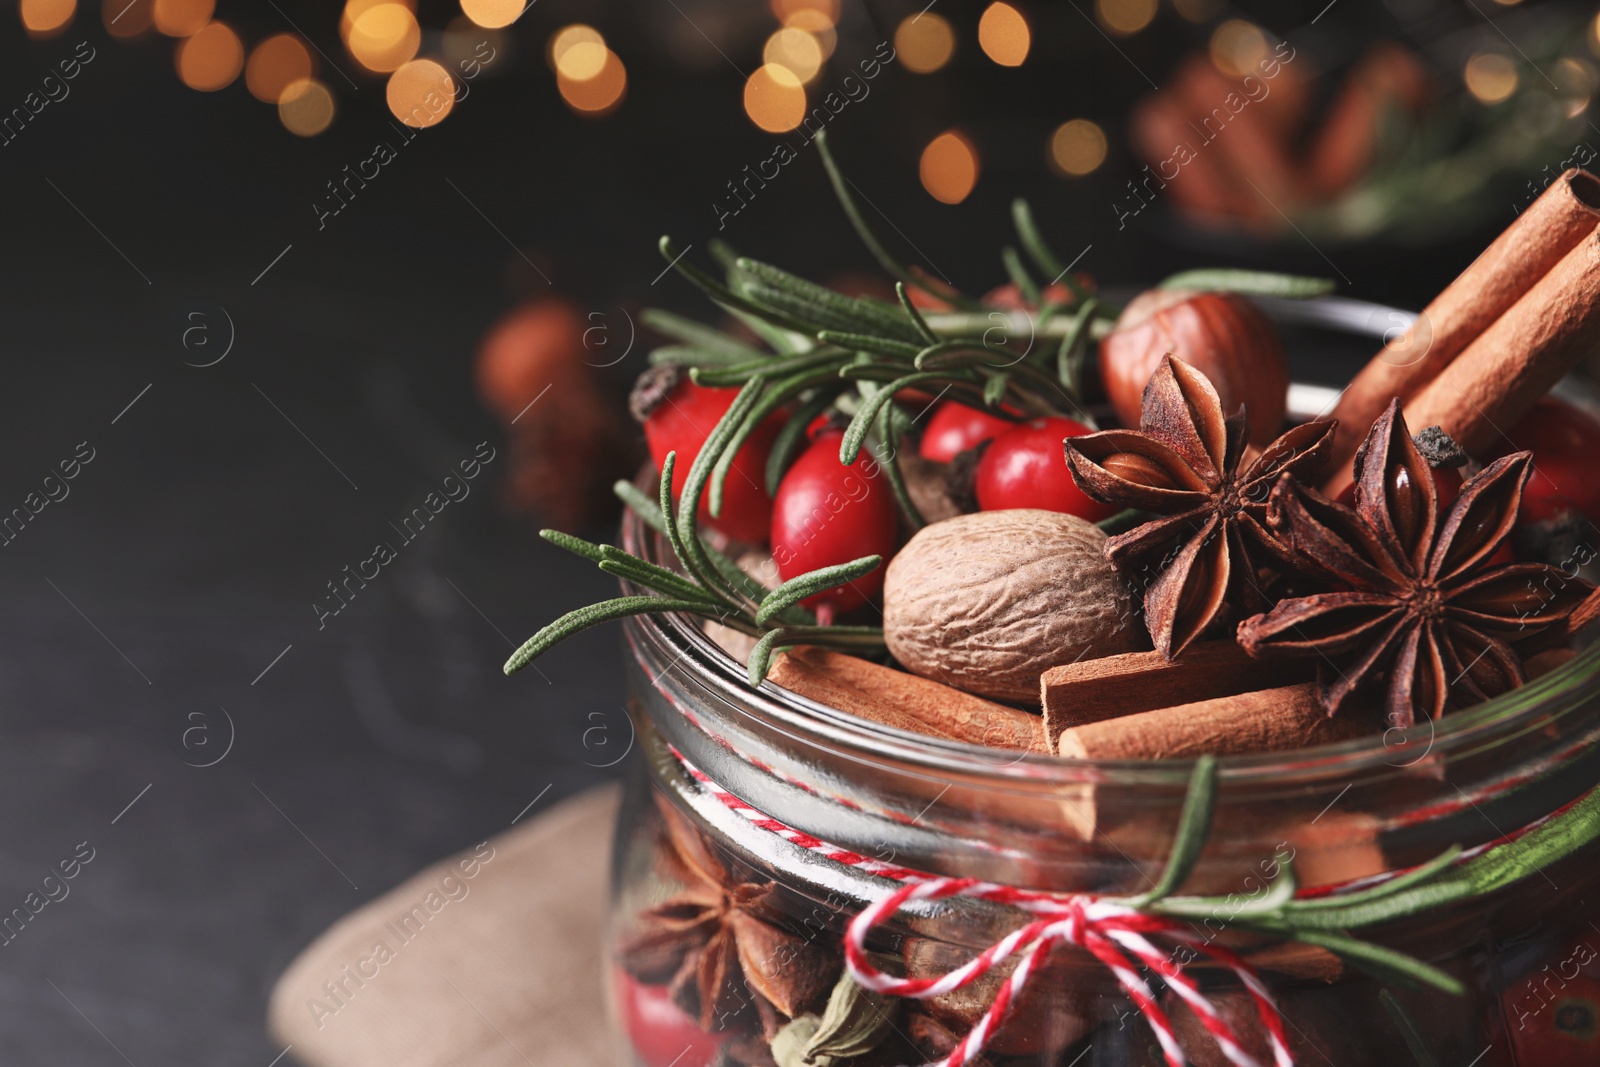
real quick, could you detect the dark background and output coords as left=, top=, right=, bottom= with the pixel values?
left=0, top=0, right=1576, bottom=1062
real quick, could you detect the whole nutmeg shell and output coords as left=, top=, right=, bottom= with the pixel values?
left=883, top=510, right=1144, bottom=704
left=1098, top=289, right=1288, bottom=445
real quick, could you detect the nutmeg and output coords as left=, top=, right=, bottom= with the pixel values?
left=883, top=510, right=1145, bottom=703
left=1098, top=289, right=1288, bottom=446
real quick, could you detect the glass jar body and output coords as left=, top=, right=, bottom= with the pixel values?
left=605, top=590, right=1600, bottom=1067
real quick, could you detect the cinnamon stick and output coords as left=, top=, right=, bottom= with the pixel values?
left=1402, top=226, right=1600, bottom=458
left=1324, top=169, right=1600, bottom=490
left=1039, top=640, right=1314, bottom=750
left=766, top=646, right=1047, bottom=754
left=1056, top=682, right=1369, bottom=761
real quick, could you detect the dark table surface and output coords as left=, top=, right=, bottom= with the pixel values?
left=0, top=0, right=1553, bottom=1062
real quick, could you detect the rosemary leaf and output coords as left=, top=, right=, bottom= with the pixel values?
left=814, top=130, right=981, bottom=311
left=504, top=597, right=717, bottom=675
left=676, top=378, right=766, bottom=597
left=1455, top=783, right=1600, bottom=896
left=737, top=258, right=925, bottom=344
left=1380, top=990, right=1441, bottom=1067
left=1128, top=755, right=1217, bottom=907
left=766, top=390, right=842, bottom=495
left=1057, top=297, right=1101, bottom=398
left=815, top=330, right=924, bottom=359
left=539, top=528, right=606, bottom=564
left=875, top=405, right=926, bottom=529
left=756, top=556, right=883, bottom=626
left=747, top=627, right=798, bottom=685
left=1158, top=268, right=1336, bottom=299
left=598, top=547, right=728, bottom=605
left=657, top=237, right=812, bottom=335
left=1293, top=930, right=1465, bottom=995
left=709, top=366, right=844, bottom=517
left=692, top=348, right=847, bottom=388
left=841, top=372, right=946, bottom=465
left=641, top=309, right=764, bottom=362
left=982, top=371, right=1009, bottom=408
left=1289, top=848, right=1462, bottom=913
left=649, top=344, right=747, bottom=368
left=1011, top=198, right=1091, bottom=304
left=1002, top=245, right=1043, bottom=309
left=897, top=282, right=940, bottom=345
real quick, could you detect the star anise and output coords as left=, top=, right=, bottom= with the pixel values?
left=1237, top=399, right=1593, bottom=728
left=617, top=798, right=839, bottom=1040
left=1063, top=355, right=1336, bottom=657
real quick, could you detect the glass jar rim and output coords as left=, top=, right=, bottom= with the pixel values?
left=622, top=505, right=1600, bottom=792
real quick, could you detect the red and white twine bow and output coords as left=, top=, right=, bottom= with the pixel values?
left=675, top=750, right=1291, bottom=1067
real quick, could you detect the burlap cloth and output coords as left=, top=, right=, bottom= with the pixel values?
left=268, top=784, right=621, bottom=1067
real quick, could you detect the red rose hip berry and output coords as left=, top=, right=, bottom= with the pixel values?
left=771, top=431, right=899, bottom=616
left=976, top=417, right=1116, bottom=521
left=612, top=969, right=724, bottom=1067
left=919, top=402, right=1016, bottom=464
left=1500, top=395, right=1600, bottom=525
left=635, top=367, right=782, bottom=545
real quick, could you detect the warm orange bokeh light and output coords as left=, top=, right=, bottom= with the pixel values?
left=460, top=0, right=520, bottom=29
left=548, top=24, right=603, bottom=73
left=769, top=0, right=837, bottom=25
left=348, top=4, right=420, bottom=73
left=340, top=0, right=413, bottom=38
left=279, top=78, right=335, bottom=136
left=388, top=58, right=456, bottom=127
left=247, top=33, right=314, bottom=103
left=103, top=0, right=152, bottom=37
left=1209, top=19, right=1269, bottom=78
left=743, top=63, right=805, bottom=133
left=895, top=13, right=955, bottom=74
left=764, top=27, right=824, bottom=83
left=558, top=48, right=626, bottom=115
left=21, top=0, right=75, bottom=34
left=153, top=0, right=211, bottom=37
left=1049, top=119, right=1107, bottom=177
left=1096, top=0, right=1156, bottom=36
left=175, top=20, right=243, bottom=91
left=978, top=2, right=1030, bottom=67
left=920, top=131, right=979, bottom=204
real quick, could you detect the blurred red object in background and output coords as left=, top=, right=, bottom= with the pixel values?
left=476, top=298, right=637, bottom=531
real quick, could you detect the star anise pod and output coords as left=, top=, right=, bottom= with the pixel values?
left=1063, top=355, right=1336, bottom=657
left=617, top=798, right=839, bottom=1039
left=1237, top=399, right=1593, bottom=728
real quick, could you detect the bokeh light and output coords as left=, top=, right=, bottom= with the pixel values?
left=978, top=3, right=1029, bottom=68
left=1464, top=52, right=1518, bottom=104
left=764, top=27, right=824, bottom=83
left=743, top=63, right=805, bottom=133
left=1589, top=15, right=1600, bottom=61
left=460, top=0, right=520, bottom=30
left=175, top=21, right=242, bottom=91
left=920, top=131, right=979, bottom=204
left=153, top=0, right=210, bottom=37
left=784, top=9, right=836, bottom=59
left=279, top=78, right=335, bottom=136
left=549, top=24, right=603, bottom=74
left=246, top=34, right=314, bottom=104
left=558, top=49, right=626, bottom=115
left=557, top=40, right=608, bottom=81
left=103, top=0, right=152, bottom=37
left=1209, top=19, right=1269, bottom=78
left=1172, top=0, right=1222, bottom=23
left=340, top=0, right=413, bottom=38
left=21, top=0, right=75, bottom=35
left=1095, top=0, right=1155, bottom=36
left=1049, top=119, right=1107, bottom=177
left=769, top=0, right=837, bottom=24
left=1554, top=57, right=1597, bottom=117
left=388, top=58, right=455, bottom=127
left=894, top=14, right=954, bottom=75
left=348, top=4, right=420, bottom=73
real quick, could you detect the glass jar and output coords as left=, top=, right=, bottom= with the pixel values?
left=603, top=378, right=1600, bottom=1067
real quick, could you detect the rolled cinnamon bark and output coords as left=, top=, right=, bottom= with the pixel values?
left=1402, top=226, right=1600, bottom=458
left=1039, top=640, right=1314, bottom=749
left=1324, top=169, right=1600, bottom=490
left=766, top=646, right=1048, bottom=754
left=1055, top=682, right=1365, bottom=761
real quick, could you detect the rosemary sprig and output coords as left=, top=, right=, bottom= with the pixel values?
left=1158, top=268, right=1336, bottom=299
left=1115, top=762, right=1600, bottom=997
